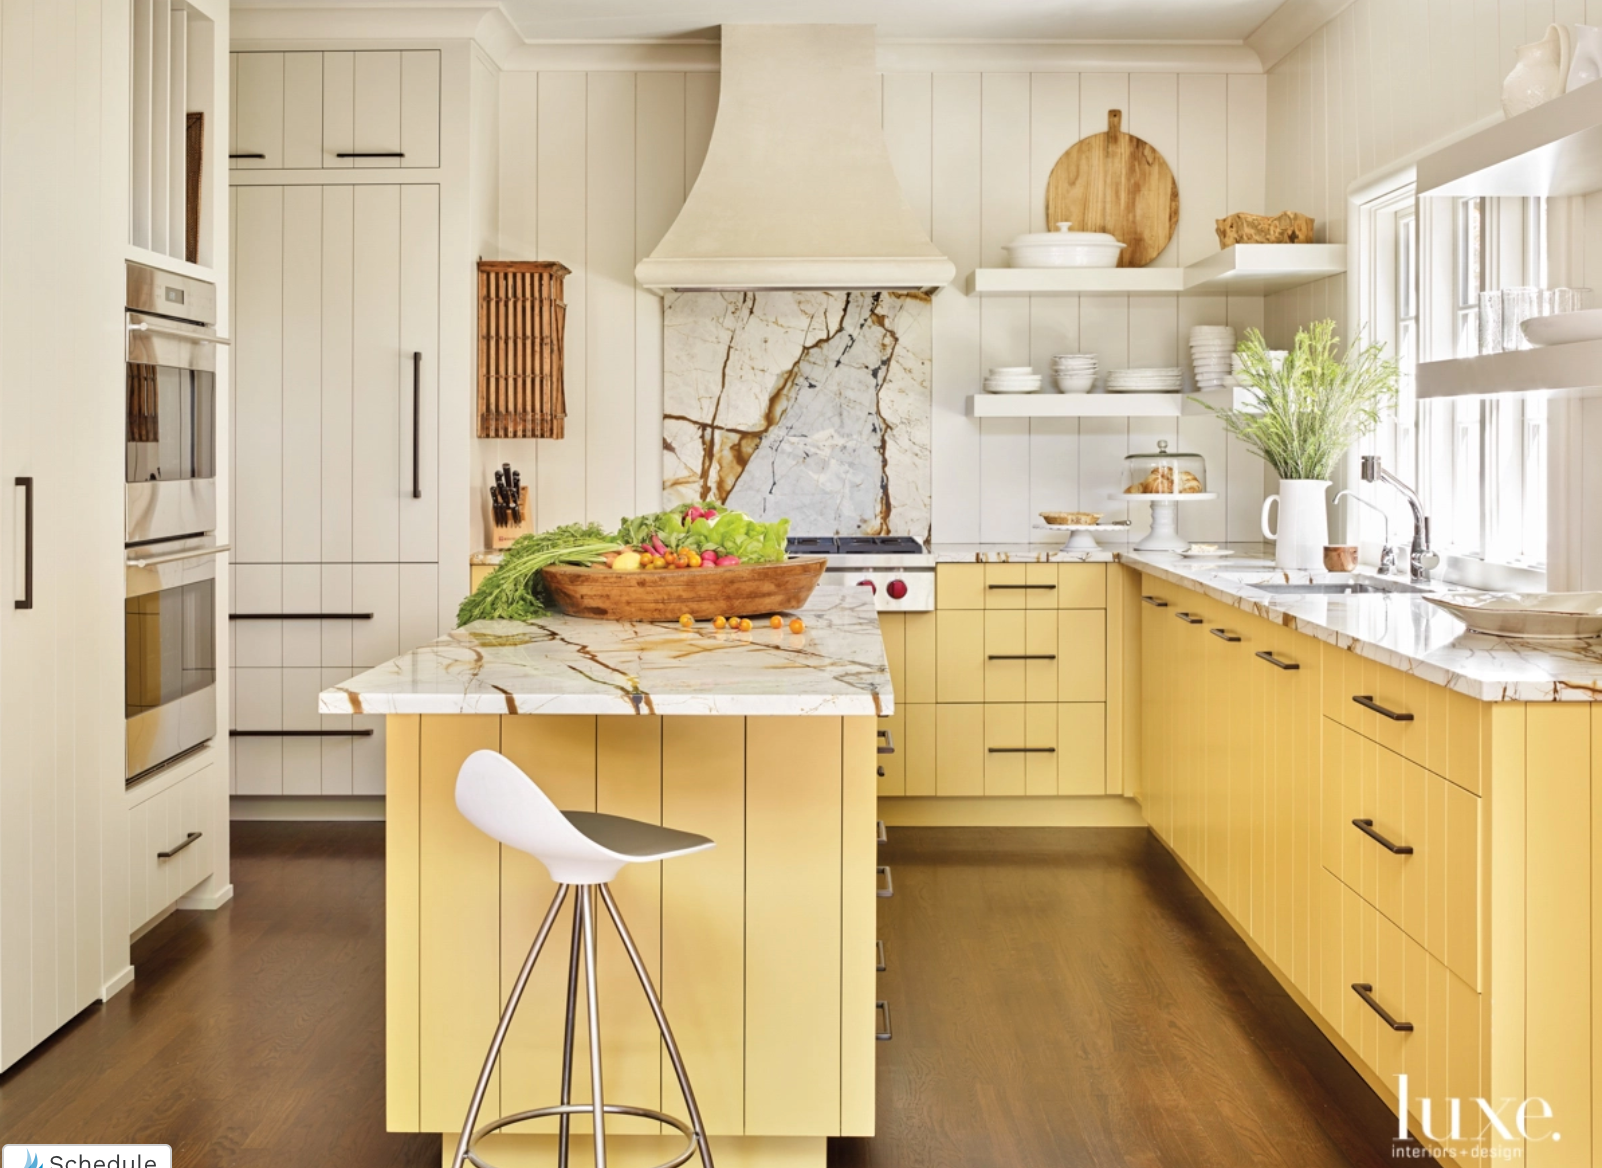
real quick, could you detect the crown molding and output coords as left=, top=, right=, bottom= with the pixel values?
left=1246, top=0, right=1356, bottom=70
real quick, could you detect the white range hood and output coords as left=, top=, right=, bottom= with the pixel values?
left=635, top=24, right=955, bottom=294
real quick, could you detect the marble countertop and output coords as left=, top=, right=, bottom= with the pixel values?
left=929, top=540, right=1125, bottom=563
left=1122, top=545, right=1602, bottom=703
left=319, top=586, right=892, bottom=717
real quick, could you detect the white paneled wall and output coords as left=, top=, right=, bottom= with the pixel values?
left=489, top=68, right=1272, bottom=548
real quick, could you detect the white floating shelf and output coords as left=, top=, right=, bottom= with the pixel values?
left=1417, top=340, right=1602, bottom=399
left=1417, top=84, right=1602, bottom=198
left=965, top=244, right=1346, bottom=298
left=967, top=387, right=1257, bottom=418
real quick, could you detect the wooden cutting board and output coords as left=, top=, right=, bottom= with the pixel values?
left=1045, top=110, right=1179, bottom=269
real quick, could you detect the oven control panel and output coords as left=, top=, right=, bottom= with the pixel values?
left=827, top=568, right=935, bottom=611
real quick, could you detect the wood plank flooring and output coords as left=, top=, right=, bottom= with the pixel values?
left=830, top=827, right=1417, bottom=1168
left=0, top=822, right=1414, bottom=1167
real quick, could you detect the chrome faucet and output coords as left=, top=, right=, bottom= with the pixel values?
left=1359, top=455, right=1440, bottom=582
left=1332, top=489, right=1402, bottom=576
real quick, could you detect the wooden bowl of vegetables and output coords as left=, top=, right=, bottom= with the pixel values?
left=541, top=556, right=826, bottom=621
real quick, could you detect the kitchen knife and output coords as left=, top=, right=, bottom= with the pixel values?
left=510, top=469, right=522, bottom=525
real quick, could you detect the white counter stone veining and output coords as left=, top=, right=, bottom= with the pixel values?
left=319, top=586, right=892, bottom=717
left=1123, top=545, right=1602, bottom=703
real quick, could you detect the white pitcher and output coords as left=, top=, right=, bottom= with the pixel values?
left=1261, top=480, right=1331, bottom=571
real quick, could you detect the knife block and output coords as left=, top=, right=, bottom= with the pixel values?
left=490, top=487, right=532, bottom=549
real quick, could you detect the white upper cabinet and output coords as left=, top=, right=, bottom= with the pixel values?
left=231, top=50, right=440, bottom=170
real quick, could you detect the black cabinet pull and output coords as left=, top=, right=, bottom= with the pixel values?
left=987, top=583, right=1055, bottom=590
left=986, top=654, right=1057, bottom=660
left=1255, top=650, right=1300, bottom=671
left=1141, top=595, right=1168, bottom=607
left=411, top=351, right=422, bottom=499
left=229, top=729, right=376, bottom=738
left=1351, top=983, right=1413, bottom=1031
left=1209, top=628, right=1241, bottom=642
left=876, top=727, right=895, bottom=755
left=228, top=152, right=266, bottom=159
left=1353, top=694, right=1414, bottom=722
left=1352, top=818, right=1414, bottom=854
left=14, top=477, right=31, bottom=610
left=987, top=747, right=1057, bottom=753
left=158, top=831, right=202, bottom=860
left=1174, top=611, right=1202, bottom=624
left=230, top=612, right=374, bottom=621
left=336, top=151, right=406, bottom=158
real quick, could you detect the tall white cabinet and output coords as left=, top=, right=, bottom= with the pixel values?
left=228, top=50, right=456, bottom=800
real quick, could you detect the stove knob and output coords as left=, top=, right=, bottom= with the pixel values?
left=886, top=578, right=909, bottom=600
left=857, top=579, right=877, bottom=595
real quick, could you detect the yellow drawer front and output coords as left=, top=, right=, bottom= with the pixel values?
left=1056, top=608, right=1107, bottom=702
left=935, top=704, right=984, bottom=796
left=1025, top=563, right=1061, bottom=609
left=903, top=704, right=938, bottom=796
left=935, top=563, right=984, bottom=609
left=982, top=703, right=1058, bottom=795
left=983, top=611, right=1028, bottom=703
left=936, top=610, right=984, bottom=703
left=1323, top=720, right=1481, bottom=990
left=1057, top=703, right=1106, bottom=795
left=877, top=706, right=906, bottom=796
left=879, top=612, right=906, bottom=700
left=1056, top=563, right=1107, bottom=608
left=904, top=612, right=937, bottom=704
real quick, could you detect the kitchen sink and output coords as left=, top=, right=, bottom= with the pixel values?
left=1248, top=580, right=1427, bottom=596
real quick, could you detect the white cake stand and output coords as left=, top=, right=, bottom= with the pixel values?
left=1037, top=522, right=1132, bottom=551
left=1108, top=492, right=1218, bottom=552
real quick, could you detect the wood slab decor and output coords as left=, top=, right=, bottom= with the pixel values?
left=1045, top=110, right=1178, bottom=268
left=1215, top=210, right=1316, bottom=247
left=477, top=260, right=570, bottom=439
left=542, top=557, right=827, bottom=621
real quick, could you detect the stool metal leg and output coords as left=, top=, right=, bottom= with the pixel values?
left=451, top=883, right=571, bottom=1168
left=599, top=884, right=715, bottom=1168
left=557, top=897, right=584, bottom=1168
left=581, top=886, right=608, bottom=1168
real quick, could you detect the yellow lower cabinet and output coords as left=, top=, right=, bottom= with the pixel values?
left=935, top=704, right=984, bottom=796
left=1056, top=563, right=1107, bottom=608
left=470, top=564, right=494, bottom=591
left=1056, top=608, right=1107, bottom=702
left=876, top=707, right=906, bottom=796
left=936, top=610, right=984, bottom=703
left=904, top=612, right=937, bottom=704
left=879, top=612, right=906, bottom=698
left=935, top=563, right=984, bottom=609
left=984, top=611, right=1027, bottom=703
left=983, top=703, right=1057, bottom=795
left=1056, top=703, right=1106, bottom=795
left=903, top=704, right=938, bottom=796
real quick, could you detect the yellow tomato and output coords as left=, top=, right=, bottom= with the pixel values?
left=789, top=618, right=805, bottom=633
left=769, top=615, right=783, bottom=628
left=713, top=616, right=727, bottom=630
left=738, top=618, right=753, bottom=632
left=678, top=613, right=693, bottom=628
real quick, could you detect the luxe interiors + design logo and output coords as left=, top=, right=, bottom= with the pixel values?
left=1394, top=1075, right=1558, bottom=1156
left=1, top=1148, right=170, bottom=1168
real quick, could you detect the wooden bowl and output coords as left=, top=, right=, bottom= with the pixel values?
left=541, top=556, right=827, bottom=621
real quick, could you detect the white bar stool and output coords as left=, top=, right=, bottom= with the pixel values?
left=450, top=749, right=717, bottom=1168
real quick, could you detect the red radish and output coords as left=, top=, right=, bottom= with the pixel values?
left=721, top=556, right=741, bottom=566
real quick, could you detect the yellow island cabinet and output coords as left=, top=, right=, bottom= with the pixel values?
left=320, top=588, right=891, bottom=1168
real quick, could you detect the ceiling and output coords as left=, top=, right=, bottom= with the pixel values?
left=492, top=0, right=1290, bottom=43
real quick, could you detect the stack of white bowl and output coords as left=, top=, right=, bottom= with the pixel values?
left=1106, top=367, right=1184, bottom=393
left=1189, top=326, right=1236, bottom=390
left=1051, top=353, right=1098, bottom=393
left=983, top=366, right=1044, bottom=394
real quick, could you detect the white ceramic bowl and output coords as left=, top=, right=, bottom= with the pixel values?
left=1424, top=591, right=1602, bottom=639
left=1005, top=223, right=1125, bottom=269
left=989, top=366, right=1036, bottom=375
left=1054, top=374, right=1097, bottom=393
left=1520, top=309, right=1602, bottom=346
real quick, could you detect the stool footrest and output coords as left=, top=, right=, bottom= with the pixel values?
left=465, top=1103, right=697, bottom=1168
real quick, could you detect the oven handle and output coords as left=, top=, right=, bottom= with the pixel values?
left=127, top=319, right=231, bottom=346
left=126, top=543, right=230, bottom=569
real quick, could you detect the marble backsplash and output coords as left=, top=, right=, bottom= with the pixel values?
left=662, top=290, right=932, bottom=539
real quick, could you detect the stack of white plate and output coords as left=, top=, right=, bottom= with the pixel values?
left=1106, top=367, right=1183, bottom=393
left=1051, top=353, right=1098, bottom=393
left=1189, top=326, right=1236, bottom=390
left=983, top=366, right=1044, bottom=394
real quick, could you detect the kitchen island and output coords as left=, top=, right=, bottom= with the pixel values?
left=320, top=588, right=890, bottom=1168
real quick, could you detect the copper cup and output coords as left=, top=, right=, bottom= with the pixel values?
left=1323, top=545, right=1358, bottom=572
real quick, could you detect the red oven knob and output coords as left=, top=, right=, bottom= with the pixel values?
left=886, top=578, right=908, bottom=600
left=857, top=579, right=877, bottom=595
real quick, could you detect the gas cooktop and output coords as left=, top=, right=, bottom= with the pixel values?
left=787, top=536, right=927, bottom=556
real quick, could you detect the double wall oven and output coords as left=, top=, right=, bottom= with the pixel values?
left=124, top=262, right=227, bottom=783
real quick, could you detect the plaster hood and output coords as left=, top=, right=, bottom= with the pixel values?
left=635, top=24, right=954, bottom=294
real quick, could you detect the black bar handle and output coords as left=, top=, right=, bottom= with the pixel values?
left=337, top=151, right=406, bottom=158
left=987, top=583, right=1055, bottom=590
left=987, top=747, right=1057, bottom=753
left=876, top=727, right=895, bottom=755
left=1351, top=983, right=1414, bottom=1031
left=228, top=152, right=266, bottom=159
left=157, top=831, right=202, bottom=860
left=1210, top=628, right=1241, bottom=642
left=1174, top=611, right=1203, bottom=624
left=1255, top=650, right=1300, bottom=671
left=14, top=477, right=31, bottom=610
left=229, top=729, right=376, bottom=738
left=230, top=612, right=375, bottom=621
left=1352, top=818, right=1414, bottom=854
left=1353, top=694, right=1414, bottom=722
left=986, top=654, right=1057, bottom=660
left=1141, top=595, right=1168, bottom=607
left=412, top=351, right=422, bottom=499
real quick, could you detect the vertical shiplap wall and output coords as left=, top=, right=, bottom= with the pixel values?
left=492, top=68, right=1270, bottom=547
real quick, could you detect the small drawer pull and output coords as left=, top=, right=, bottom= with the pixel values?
left=987, top=583, right=1056, bottom=590
left=158, top=831, right=202, bottom=860
left=336, top=151, right=406, bottom=159
left=987, top=747, right=1057, bottom=754
left=1353, top=694, right=1414, bottom=722
left=1174, top=611, right=1203, bottom=625
left=1255, top=650, right=1300, bottom=671
left=986, top=654, right=1057, bottom=660
left=229, top=152, right=267, bottom=159
left=876, top=819, right=887, bottom=845
left=876, top=727, right=895, bottom=755
left=1141, top=595, right=1169, bottom=607
left=1351, top=983, right=1413, bottom=1031
left=1352, top=818, right=1414, bottom=854
left=1209, top=628, right=1241, bottom=642
left=877, top=865, right=894, bottom=898
left=875, top=1000, right=893, bottom=1041
left=876, top=939, right=887, bottom=972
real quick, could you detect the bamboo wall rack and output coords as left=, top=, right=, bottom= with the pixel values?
left=477, top=260, right=570, bottom=439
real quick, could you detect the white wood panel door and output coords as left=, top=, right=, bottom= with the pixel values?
left=232, top=52, right=283, bottom=169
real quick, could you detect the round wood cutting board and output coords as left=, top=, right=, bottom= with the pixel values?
left=1045, top=110, right=1179, bottom=269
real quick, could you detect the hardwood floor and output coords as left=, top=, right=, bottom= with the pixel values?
left=830, top=827, right=1417, bottom=1168
left=0, top=822, right=437, bottom=1168
left=0, top=822, right=1413, bottom=1167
